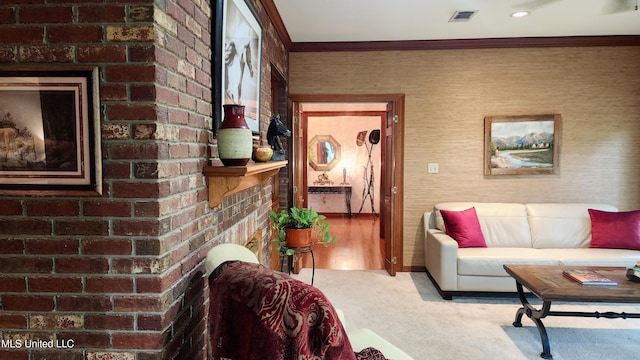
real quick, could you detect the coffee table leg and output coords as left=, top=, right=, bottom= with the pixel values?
left=512, top=281, right=554, bottom=359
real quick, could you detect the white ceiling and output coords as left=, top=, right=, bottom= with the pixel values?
left=273, top=0, right=640, bottom=43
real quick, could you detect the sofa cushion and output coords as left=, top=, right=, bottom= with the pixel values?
left=589, top=209, right=640, bottom=250
left=440, top=207, right=486, bottom=248
left=457, top=248, right=559, bottom=276
left=435, top=202, right=531, bottom=248
left=539, top=248, right=640, bottom=267
left=526, top=203, right=617, bottom=249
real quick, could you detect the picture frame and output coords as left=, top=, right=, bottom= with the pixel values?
left=0, top=68, right=102, bottom=194
left=213, top=0, right=262, bottom=135
left=484, top=114, right=561, bottom=176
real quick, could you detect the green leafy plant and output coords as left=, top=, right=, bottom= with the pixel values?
left=270, top=207, right=337, bottom=255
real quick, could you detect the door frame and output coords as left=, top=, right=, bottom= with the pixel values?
left=289, top=94, right=405, bottom=275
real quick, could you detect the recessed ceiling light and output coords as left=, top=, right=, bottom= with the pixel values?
left=510, top=11, right=530, bottom=18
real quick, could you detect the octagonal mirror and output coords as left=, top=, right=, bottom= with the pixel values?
left=308, top=135, right=341, bottom=171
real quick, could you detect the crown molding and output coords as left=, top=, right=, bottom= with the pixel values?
left=289, top=35, right=640, bottom=52
left=260, top=0, right=292, bottom=49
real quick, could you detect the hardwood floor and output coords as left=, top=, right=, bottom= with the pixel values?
left=297, top=215, right=385, bottom=271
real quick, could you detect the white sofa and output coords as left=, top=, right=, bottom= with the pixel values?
left=423, top=202, right=640, bottom=299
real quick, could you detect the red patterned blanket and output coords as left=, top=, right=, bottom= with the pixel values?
left=208, top=261, right=386, bottom=360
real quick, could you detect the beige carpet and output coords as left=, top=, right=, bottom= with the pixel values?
left=291, top=269, right=640, bottom=360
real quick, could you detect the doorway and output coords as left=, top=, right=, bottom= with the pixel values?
left=304, top=106, right=385, bottom=271
left=289, top=94, right=404, bottom=276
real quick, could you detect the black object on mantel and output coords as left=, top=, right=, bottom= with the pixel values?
left=267, top=114, right=291, bottom=161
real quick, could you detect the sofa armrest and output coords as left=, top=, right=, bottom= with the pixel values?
left=424, top=229, right=458, bottom=292
left=423, top=211, right=436, bottom=232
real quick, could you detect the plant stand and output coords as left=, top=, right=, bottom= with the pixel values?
left=279, top=243, right=315, bottom=285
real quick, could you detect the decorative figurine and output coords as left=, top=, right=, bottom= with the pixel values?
left=267, top=114, right=291, bottom=161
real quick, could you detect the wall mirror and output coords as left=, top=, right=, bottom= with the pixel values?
left=308, top=135, right=341, bottom=171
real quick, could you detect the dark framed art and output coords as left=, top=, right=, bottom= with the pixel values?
left=484, top=114, right=561, bottom=176
left=0, top=68, right=102, bottom=194
left=213, top=0, right=262, bottom=135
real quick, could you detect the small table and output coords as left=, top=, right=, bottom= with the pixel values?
left=503, top=265, right=640, bottom=359
left=280, top=243, right=315, bottom=285
left=308, top=185, right=352, bottom=217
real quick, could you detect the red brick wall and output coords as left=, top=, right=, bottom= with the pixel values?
left=0, top=0, right=288, bottom=359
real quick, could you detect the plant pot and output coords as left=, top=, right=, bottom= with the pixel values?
left=284, top=228, right=312, bottom=247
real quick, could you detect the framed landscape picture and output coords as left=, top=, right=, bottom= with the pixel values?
left=484, top=114, right=561, bottom=176
left=213, top=0, right=262, bottom=135
left=0, top=68, right=102, bottom=194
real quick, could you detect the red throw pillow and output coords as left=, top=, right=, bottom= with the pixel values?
left=440, top=207, right=487, bottom=248
left=588, top=209, right=640, bottom=250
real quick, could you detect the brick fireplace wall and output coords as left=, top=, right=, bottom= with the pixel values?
left=0, top=0, right=288, bottom=359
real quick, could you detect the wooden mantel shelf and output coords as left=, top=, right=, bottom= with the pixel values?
left=203, top=160, right=288, bottom=208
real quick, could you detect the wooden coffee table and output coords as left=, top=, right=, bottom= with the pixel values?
left=503, top=264, right=640, bottom=359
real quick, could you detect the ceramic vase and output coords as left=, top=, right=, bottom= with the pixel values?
left=217, top=104, right=252, bottom=166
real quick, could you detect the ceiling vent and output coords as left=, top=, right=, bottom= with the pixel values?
left=449, top=10, right=478, bottom=23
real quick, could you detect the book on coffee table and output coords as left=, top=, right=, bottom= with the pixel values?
left=562, top=269, right=618, bottom=286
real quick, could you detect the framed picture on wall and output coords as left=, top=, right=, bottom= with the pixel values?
left=213, top=0, right=262, bottom=135
left=484, top=114, right=561, bottom=176
left=0, top=68, right=102, bottom=194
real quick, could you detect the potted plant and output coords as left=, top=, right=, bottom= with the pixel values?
left=270, top=207, right=337, bottom=255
